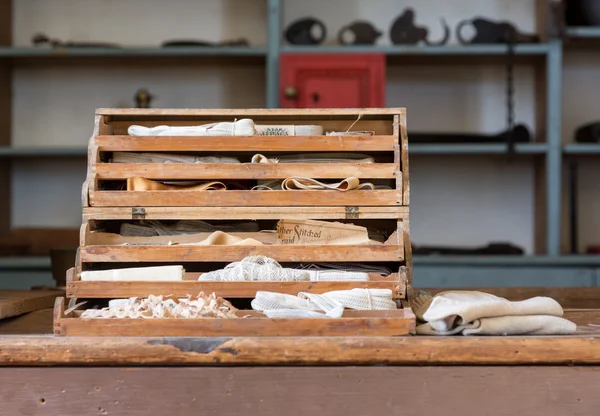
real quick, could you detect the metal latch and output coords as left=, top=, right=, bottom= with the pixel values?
left=132, top=207, right=146, bottom=219
left=345, top=206, right=359, bottom=219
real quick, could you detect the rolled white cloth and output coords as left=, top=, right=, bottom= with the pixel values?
left=128, top=119, right=256, bottom=136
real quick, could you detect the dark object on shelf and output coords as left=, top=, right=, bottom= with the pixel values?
left=566, top=0, right=600, bottom=26
left=587, top=246, right=600, bottom=254
left=338, top=21, right=382, bottom=45
left=134, top=89, right=154, bottom=109
left=575, top=122, right=600, bottom=143
left=162, top=39, right=250, bottom=47
left=285, top=17, right=327, bottom=45
left=0, top=243, right=28, bottom=257
left=456, top=18, right=539, bottom=44
left=31, top=33, right=121, bottom=48
left=410, top=124, right=531, bottom=144
left=390, top=9, right=450, bottom=45
left=569, top=161, right=578, bottom=254
left=413, top=242, right=525, bottom=256
left=50, top=248, right=76, bottom=287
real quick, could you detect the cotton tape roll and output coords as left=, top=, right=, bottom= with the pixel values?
left=128, top=119, right=256, bottom=136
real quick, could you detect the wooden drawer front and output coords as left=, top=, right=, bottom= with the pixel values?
left=82, top=206, right=409, bottom=221
left=66, top=269, right=407, bottom=299
left=94, top=162, right=398, bottom=180
left=79, top=244, right=404, bottom=263
left=54, top=297, right=416, bottom=337
left=89, top=190, right=402, bottom=207
left=95, top=135, right=396, bottom=152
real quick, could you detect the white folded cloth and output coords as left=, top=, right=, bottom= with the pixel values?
left=127, top=121, right=323, bottom=137
left=128, top=119, right=256, bottom=136
left=416, top=290, right=576, bottom=336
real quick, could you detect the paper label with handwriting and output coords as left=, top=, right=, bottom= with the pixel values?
left=276, top=219, right=370, bottom=245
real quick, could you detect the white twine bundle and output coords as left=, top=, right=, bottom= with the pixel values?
left=252, top=288, right=397, bottom=319
left=81, top=293, right=238, bottom=319
left=198, top=256, right=369, bottom=282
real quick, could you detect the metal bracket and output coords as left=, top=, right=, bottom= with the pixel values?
left=132, top=207, right=146, bottom=220
left=345, top=206, right=359, bottom=219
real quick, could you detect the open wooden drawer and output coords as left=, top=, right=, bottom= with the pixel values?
left=84, top=108, right=409, bottom=208
left=66, top=267, right=408, bottom=299
left=53, top=297, right=416, bottom=337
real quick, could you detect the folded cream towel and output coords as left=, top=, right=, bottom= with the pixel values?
left=417, top=315, right=577, bottom=336
left=417, top=290, right=576, bottom=336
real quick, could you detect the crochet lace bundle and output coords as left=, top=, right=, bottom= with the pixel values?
left=252, top=288, right=397, bottom=318
left=81, top=292, right=238, bottom=319
left=199, top=256, right=310, bottom=282
left=199, top=256, right=370, bottom=282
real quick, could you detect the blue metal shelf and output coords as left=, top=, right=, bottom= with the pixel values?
left=3, top=255, right=600, bottom=271
left=0, top=46, right=268, bottom=58
left=414, top=255, right=600, bottom=266
left=281, top=44, right=550, bottom=56
left=566, top=27, right=600, bottom=38
left=564, top=143, right=600, bottom=155
left=410, top=143, right=547, bottom=155
left=0, top=256, right=51, bottom=270
left=0, top=147, right=87, bottom=157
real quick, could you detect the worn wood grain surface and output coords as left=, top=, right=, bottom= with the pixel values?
left=80, top=244, right=403, bottom=263
left=0, top=366, right=598, bottom=416
left=94, top=163, right=398, bottom=180
left=97, top=107, right=406, bottom=116
left=96, top=135, right=396, bottom=151
left=0, top=291, right=63, bottom=319
left=0, top=308, right=54, bottom=335
left=83, top=206, right=409, bottom=220
left=67, top=279, right=405, bottom=299
left=90, top=189, right=403, bottom=207
left=2, top=332, right=600, bottom=366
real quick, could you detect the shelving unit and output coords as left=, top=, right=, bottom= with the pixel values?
left=280, top=44, right=553, bottom=55
left=0, top=47, right=268, bottom=58
left=0, top=147, right=87, bottom=158
left=1, top=0, right=600, bottom=287
left=563, top=144, right=600, bottom=155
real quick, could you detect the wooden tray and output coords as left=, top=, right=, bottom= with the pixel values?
left=53, top=297, right=416, bottom=337
left=65, top=268, right=407, bottom=299
left=78, top=108, right=413, bottom=300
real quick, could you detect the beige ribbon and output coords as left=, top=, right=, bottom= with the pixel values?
left=127, top=177, right=226, bottom=191
left=173, top=231, right=263, bottom=246
left=281, top=177, right=374, bottom=191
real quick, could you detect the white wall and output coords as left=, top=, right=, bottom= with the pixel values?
left=9, top=0, right=566, bottom=254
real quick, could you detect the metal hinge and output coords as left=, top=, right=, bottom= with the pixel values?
left=132, top=207, right=146, bottom=220
left=345, top=206, right=359, bottom=219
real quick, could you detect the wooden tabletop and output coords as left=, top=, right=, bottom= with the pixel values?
left=0, top=308, right=597, bottom=366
